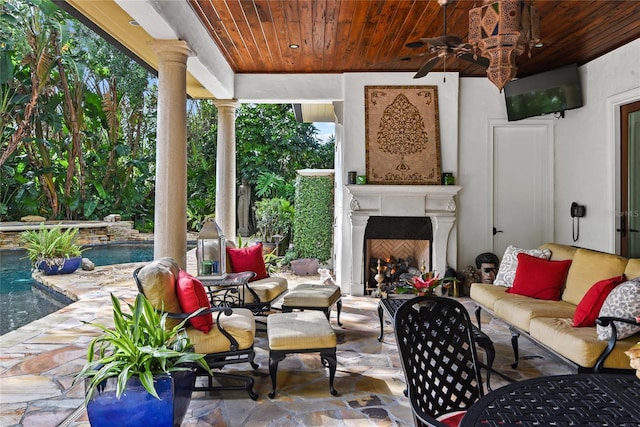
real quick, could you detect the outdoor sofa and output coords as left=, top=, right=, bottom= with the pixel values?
left=471, top=243, right=640, bottom=372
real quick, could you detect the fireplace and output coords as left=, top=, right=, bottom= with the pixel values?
left=344, top=185, right=461, bottom=295
left=364, top=217, right=432, bottom=293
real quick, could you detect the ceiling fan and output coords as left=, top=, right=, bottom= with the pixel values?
left=408, top=0, right=489, bottom=79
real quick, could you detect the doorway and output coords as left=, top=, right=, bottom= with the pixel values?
left=619, top=101, right=640, bottom=257
left=489, top=120, right=554, bottom=257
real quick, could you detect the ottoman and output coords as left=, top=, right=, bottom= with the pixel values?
left=281, top=283, right=343, bottom=326
left=267, top=311, right=338, bottom=398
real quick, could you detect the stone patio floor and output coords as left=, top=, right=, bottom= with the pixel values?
left=0, top=251, right=572, bottom=427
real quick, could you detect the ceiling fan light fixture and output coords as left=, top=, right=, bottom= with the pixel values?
left=469, top=0, right=540, bottom=91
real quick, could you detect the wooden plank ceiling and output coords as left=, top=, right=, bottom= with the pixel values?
left=188, top=0, right=640, bottom=79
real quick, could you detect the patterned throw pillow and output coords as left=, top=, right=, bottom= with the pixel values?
left=493, top=245, right=551, bottom=287
left=596, top=277, right=640, bottom=340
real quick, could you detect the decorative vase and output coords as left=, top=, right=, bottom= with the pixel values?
left=37, top=256, right=82, bottom=275
left=86, top=369, right=196, bottom=427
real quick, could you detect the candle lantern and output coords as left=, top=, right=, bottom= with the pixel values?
left=196, top=218, right=227, bottom=279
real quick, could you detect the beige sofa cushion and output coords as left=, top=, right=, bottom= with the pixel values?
left=493, top=296, right=575, bottom=331
left=469, top=283, right=510, bottom=311
left=562, top=249, right=628, bottom=306
left=136, top=258, right=183, bottom=329
left=624, top=258, right=640, bottom=279
left=539, top=243, right=577, bottom=261
left=187, top=307, right=255, bottom=353
left=530, top=317, right=639, bottom=370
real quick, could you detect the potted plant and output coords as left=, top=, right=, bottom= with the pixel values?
left=20, top=224, right=84, bottom=275
left=74, top=293, right=212, bottom=427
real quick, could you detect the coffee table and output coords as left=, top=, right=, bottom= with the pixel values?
left=377, top=295, right=501, bottom=390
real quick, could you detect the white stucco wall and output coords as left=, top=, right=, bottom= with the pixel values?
left=455, top=38, right=640, bottom=267
left=335, top=72, right=461, bottom=291
left=553, top=38, right=640, bottom=253
left=457, top=77, right=507, bottom=268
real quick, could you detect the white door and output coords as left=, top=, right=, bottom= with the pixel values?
left=490, top=121, right=554, bottom=257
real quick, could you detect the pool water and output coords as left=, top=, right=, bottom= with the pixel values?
left=0, top=242, right=155, bottom=335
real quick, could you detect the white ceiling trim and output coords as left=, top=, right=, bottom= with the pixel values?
left=116, top=0, right=235, bottom=99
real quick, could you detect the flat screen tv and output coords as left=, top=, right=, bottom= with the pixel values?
left=504, top=64, right=583, bottom=121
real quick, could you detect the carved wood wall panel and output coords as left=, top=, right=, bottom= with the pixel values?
left=365, top=85, right=441, bottom=185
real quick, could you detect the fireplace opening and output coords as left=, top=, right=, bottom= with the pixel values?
left=363, top=216, right=432, bottom=294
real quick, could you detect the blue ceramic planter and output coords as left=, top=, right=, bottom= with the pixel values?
left=86, top=369, right=196, bottom=427
left=37, top=256, right=82, bottom=275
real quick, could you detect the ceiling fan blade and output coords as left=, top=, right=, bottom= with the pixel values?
left=419, top=37, right=448, bottom=48
left=459, top=53, right=489, bottom=68
left=425, top=35, right=464, bottom=47
left=406, top=40, right=426, bottom=49
left=414, top=56, right=440, bottom=79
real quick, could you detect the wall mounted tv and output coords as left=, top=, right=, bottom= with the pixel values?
left=504, top=64, right=583, bottom=121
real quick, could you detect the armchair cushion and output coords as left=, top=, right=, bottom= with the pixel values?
left=136, top=258, right=183, bottom=329
left=226, top=243, right=268, bottom=281
left=187, top=308, right=255, bottom=353
left=176, top=270, right=213, bottom=333
left=241, top=276, right=288, bottom=304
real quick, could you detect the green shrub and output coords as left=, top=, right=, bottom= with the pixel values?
left=293, top=173, right=334, bottom=263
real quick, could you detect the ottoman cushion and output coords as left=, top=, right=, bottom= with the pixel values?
left=268, top=311, right=336, bottom=350
left=283, top=283, right=341, bottom=308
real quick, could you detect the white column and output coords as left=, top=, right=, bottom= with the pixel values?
left=431, top=215, right=456, bottom=276
left=348, top=212, right=370, bottom=296
left=149, top=40, right=190, bottom=268
left=213, top=99, right=240, bottom=241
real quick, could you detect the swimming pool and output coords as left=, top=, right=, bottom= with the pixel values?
left=0, top=242, right=156, bottom=335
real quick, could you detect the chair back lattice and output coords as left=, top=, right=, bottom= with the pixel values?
left=394, top=296, right=484, bottom=426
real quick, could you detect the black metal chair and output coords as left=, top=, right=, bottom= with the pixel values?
left=394, top=296, right=484, bottom=427
left=133, top=259, right=259, bottom=400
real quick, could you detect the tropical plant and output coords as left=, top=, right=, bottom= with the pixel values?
left=20, top=223, right=83, bottom=267
left=0, top=3, right=334, bottom=228
left=254, top=171, right=289, bottom=200
left=74, top=293, right=212, bottom=401
left=254, top=197, right=294, bottom=244
left=396, top=271, right=459, bottom=295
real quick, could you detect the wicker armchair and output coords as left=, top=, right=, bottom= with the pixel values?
left=394, top=296, right=484, bottom=427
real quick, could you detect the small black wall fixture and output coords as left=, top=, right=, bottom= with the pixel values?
left=571, top=202, right=586, bottom=242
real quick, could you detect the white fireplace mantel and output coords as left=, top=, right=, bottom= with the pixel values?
left=344, top=185, right=462, bottom=295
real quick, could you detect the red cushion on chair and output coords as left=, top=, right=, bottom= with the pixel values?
left=226, top=243, right=269, bottom=281
left=436, top=411, right=466, bottom=427
left=507, top=253, right=572, bottom=300
left=176, top=270, right=213, bottom=333
left=573, top=275, right=626, bottom=327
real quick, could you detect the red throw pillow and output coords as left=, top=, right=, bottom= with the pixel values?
left=226, top=243, right=269, bottom=281
left=507, top=253, right=572, bottom=300
left=573, top=275, right=626, bottom=327
left=176, top=270, right=213, bottom=333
